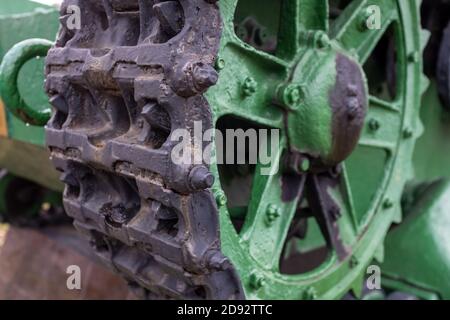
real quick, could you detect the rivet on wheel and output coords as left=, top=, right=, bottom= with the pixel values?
left=215, top=190, right=227, bottom=207
left=408, top=51, right=420, bottom=63
left=215, top=57, right=226, bottom=71
left=249, top=272, right=265, bottom=290
left=383, top=198, right=394, bottom=210
left=403, top=127, right=413, bottom=139
left=242, top=77, right=257, bottom=97
left=303, top=287, right=317, bottom=300
left=278, top=84, right=305, bottom=110
left=368, top=119, right=381, bottom=131
left=265, top=204, right=281, bottom=225
left=359, top=6, right=378, bottom=31
left=314, top=31, right=330, bottom=49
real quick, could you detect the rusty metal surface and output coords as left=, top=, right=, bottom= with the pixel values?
left=45, top=0, right=243, bottom=299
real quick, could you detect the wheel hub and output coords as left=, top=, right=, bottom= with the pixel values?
left=281, top=49, right=368, bottom=167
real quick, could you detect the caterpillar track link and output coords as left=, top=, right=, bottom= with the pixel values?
left=45, top=0, right=243, bottom=299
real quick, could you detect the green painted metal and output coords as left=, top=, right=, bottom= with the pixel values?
left=0, top=38, right=53, bottom=126
left=382, top=180, right=450, bottom=300
left=0, top=0, right=60, bottom=190
left=0, top=0, right=445, bottom=301
left=380, top=8, right=450, bottom=298
left=0, top=0, right=59, bottom=145
left=205, top=0, right=426, bottom=299
left=413, top=82, right=450, bottom=181
left=381, top=76, right=450, bottom=300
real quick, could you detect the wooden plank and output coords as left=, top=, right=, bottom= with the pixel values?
left=0, top=224, right=133, bottom=299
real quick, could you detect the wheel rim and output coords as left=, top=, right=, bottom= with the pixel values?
left=205, top=0, right=427, bottom=299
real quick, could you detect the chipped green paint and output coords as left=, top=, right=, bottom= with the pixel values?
left=204, top=0, right=426, bottom=299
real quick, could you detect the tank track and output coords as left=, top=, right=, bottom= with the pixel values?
left=45, top=0, right=243, bottom=299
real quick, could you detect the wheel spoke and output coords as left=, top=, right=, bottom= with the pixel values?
left=208, top=39, right=288, bottom=128
left=306, top=174, right=350, bottom=261
left=331, top=0, right=398, bottom=63
left=369, top=95, right=400, bottom=113
left=277, top=0, right=329, bottom=59
left=339, top=163, right=358, bottom=231
left=240, top=148, right=306, bottom=270
left=210, top=0, right=291, bottom=127
left=359, top=96, right=402, bottom=153
left=359, top=133, right=397, bottom=153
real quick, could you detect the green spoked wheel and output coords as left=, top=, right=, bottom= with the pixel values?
left=44, top=0, right=428, bottom=299
left=206, top=0, right=428, bottom=299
